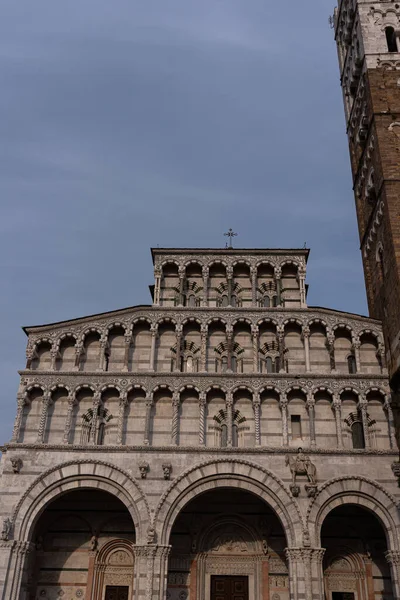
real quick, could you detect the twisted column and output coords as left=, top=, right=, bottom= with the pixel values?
left=199, top=392, right=206, bottom=446
left=200, top=325, right=207, bottom=372
left=252, top=326, right=259, bottom=373
left=250, top=266, right=257, bottom=306
left=149, top=325, right=157, bottom=371
left=384, top=396, right=397, bottom=449
left=226, top=392, right=233, bottom=448
left=123, top=333, right=131, bottom=372
left=358, top=395, right=370, bottom=448
left=171, top=392, right=180, bottom=445
left=36, top=393, right=51, bottom=444
left=253, top=392, right=261, bottom=446
left=306, top=393, right=316, bottom=447
left=302, top=326, right=311, bottom=372
left=279, top=395, right=289, bottom=446
left=332, top=394, right=343, bottom=448
left=202, top=266, right=209, bottom=306
left=90, top=392, right=101, bottom=445
left=226, top=266, right=233, bottom=306
left=144, top=394, right=153, bottom=446
left=117, top=392, right=128, bottom=445
left=11, top=393, right=26, bottom=443
left=63, top=395, right=76, bottom=444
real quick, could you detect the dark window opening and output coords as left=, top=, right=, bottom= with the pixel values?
left=386, top=27, right=397, bottom=52
left=347, top=354, right=357, bottom=374
left=351, top=421, right=365, bottom=449
left=291, top=414, right=302, bottom=438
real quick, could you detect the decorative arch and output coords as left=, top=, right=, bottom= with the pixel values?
left=154, top=459, right=303, bottom=546
left=126, top=383, right=147, bottom=395
left=100, top=384, right=121, bottom=395
left=178, top=384, right=201, bottom=394
left=283, top=318, right=304, bottom=329
left=56, top=332, right=78, bottom=348
left=152, top=384, right=174, bottom=395
left=106, top=321, right=128, bottom=334
left=11, top=460, right=150, bottom=544
left=206, top=384, right=228, bottom=394
left=74, top=383, right=96, bottom=397
left=306, top=476, right=400, bottom=550
left=49, top=383, right=72, bottom=395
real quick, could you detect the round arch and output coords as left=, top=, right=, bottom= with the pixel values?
left=12, top=460, right=150, bottom=544
left=306, top=476, right=400, bottom=549
left=154, top=459, right=303, bottom=546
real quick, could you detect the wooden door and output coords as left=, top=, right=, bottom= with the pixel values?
left=105, top=586, right=129, bottom=600
left=211, top=576, right=248, bottom=600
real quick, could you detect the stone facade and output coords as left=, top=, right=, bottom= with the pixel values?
left=333, top=0, right=400, bottom=395
left=0, top=247, right=399, bottom=600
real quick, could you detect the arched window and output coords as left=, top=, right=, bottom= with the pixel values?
left=386, top=26, right=397, bottom=52
left=232, top=424, right=238, bottom=447
left=272, top=296, right=278, bottom=307
left=351, top=421, right=365, bottom=449
left=231, top=295, right=237, bottom=307
left=187, top=294, right=196, bottom=307
left=221, top=295, right=229, bottom=307
left=221, top=356, right=228, bottom=373
left=221, top=424, right=228, bottom=447
left=266, top=357, right=273, bottom=373
left=231, top=355, right=237, bottom=373
left=263, top=296, right=270, bottom=308
left=347, top=354, right=357, bottom=374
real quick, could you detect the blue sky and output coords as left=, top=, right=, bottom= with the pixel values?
left=0, top=0, right=365, bottom=443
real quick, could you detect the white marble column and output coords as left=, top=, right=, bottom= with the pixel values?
left=352, top=337, right=361, bottom=372
left=306, top=393, right=316, bottom=447
left=36, top=393, right=51, bottom=444
left=123, top=333, right=132, bottom=372
left=252, top=326, right=259, bottom=373
left=358, top=395, right=370, bottom=448
left=253, top=392, right=261, bottom=446
left=199, top=392, right=206, bottom=446
left=11, top=393, right=26, bottom=443
left=90, top=392, right=101, bottom=445
left=200, top=324, right=208, bottom=372
left=74, top=341, right=83, bottom=371
left=326, top=330, right=336, bottom=372
left=63, top=395, right=76, bottom=444
left=144, top=394, right=153, bottom=446
left=302, top=326, right=311, bottom=372
left=280, top=395, right=289, bottom=446
left=226, top=266, right=233, bottom=306
left=298, top=265, right=307, bottom=307
left=50, top=344, right=59, bottom=370
left=174, top=326, right=183, bottom=372
left=274, top=266, right=282, bottom=306
left=149, top=325, right=158, bottom=371
left=98, top=336, right=108, bottom=371
left=250, top=266, right=257, bottom=306
left=332, top=394, right=343, bottom=448
left=116, top=392, right=128, bottom=445
left=277, top=325, right=286, bottom=373
left=202, top=266, right=209, bottom=306
left=154, top=267, right=162, bottom=305
left=178, top=266, right=186, bottom=306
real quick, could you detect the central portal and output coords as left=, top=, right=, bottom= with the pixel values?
left=211, top=576, right=249, bottom=600
left=105, top=586, right=129, bottom=600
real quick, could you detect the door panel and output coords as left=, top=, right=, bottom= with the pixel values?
left=105, top=586, right=129, bottom=600
left=211, top=576, right=248, bottom=600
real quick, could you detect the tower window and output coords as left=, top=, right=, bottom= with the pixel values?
left=291, top=415, right=302, bottom=438
left=351, top=421, right=365, bottom=449
left=263, top=296, right=270, bottom=307
left=385, top=27, right=397, bottom=52
left=347, top=354, right=357, bottom=374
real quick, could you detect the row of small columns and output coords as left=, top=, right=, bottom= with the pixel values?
left=12, top=389, right=395, bottom=449
left=27, top=325, right=380, bottom=374
left=153, top=264, right=307, bottom=308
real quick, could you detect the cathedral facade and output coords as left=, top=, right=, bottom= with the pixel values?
left=0, top=247, right=398, bottom=600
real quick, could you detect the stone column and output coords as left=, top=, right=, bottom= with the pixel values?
left=123, top=333, right=132, bottom=372
left=63, top=395, right=76, bottom=444
left=252, top=326, right=259, bottom=373
left=116, top=392, right=128, bottom=445
left=36, top=393, right=51, bottom=444
left=358, top=395, right=370, bottom=448
left=352, top=337, right=361, bottom=372
left=226, top=392, right=233, bottom=447
left=154, top=267, right=162, bottom=306
left=178, top=266, right=186, bottom=306
left=25, top=346, right=34, bottom=369
left=385, top=396, right=397, bottom=449
left=285, top=548, right=305, bottom=600
left=275, top=266, right=282, bottom=306
left=306, top=394, right=316, bottom=448
left=253, top=392, right=261, bottom=446
left=298, top=266, right=307, bottom=307
left=199, top=392, right=206, bottom=446
left=50, top=344, right=59, bottom=370
left=174, top=326, right=183, bottom=372
left=302, top=326, right=311, bottom=373
left=149, top=325, right=158, bottom=371
left=200, top=324, right=208, bottom=372
left=74, top=342, right=83, bottom=371
left=171, top=391, right=180, bottom=445
left=332, top=394, right=343, bottom=448
left=202, top=266, right=209, bottom=306
left=8, top=541, right=35, bottom=600
left=153, top=545, right=171, bottom=600
left=310, top=548, right=326, bottom=600
left=144, top=394, right=153, bottom=446
left=285, top=547, right=325, bottom=600
left=279, top=396, right=289, bottom=446
left=385, top=550, right=400, bottom=599
left=251, top=266, right=257, bottom=306
left=277, top=326, right=286, bottom=373
left=98, top=336, right=108, bottom=371
left=90, top=392, right=101, bottom=445
left=226, top=266, right=233, bottom=306
left=11, top=393, right=26, bottom=443
left=326, top=331, right=336, bottom=372
left=226, top=328, right=233, bottom=372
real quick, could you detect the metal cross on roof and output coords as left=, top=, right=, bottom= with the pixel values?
left=224, top=228, right=238, bottom=249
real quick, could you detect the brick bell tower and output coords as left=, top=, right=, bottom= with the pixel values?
left=334, top=0, right=400, bottom=400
